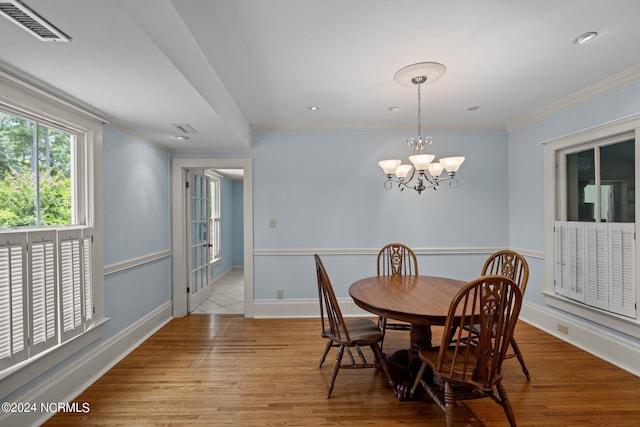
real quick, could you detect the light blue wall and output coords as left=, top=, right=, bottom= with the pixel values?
left=102, top=125, right=172, bottom=338
left=211, top=176, right=243, bottom=279
left=508, top=81, right=640, bottom=308
left=103, top=126, right=171, bottom=266
left=252, top=128, right=509, bottom=299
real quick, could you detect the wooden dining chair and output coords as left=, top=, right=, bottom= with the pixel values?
left=314, top=254, right=395, bottom=398
left=410, top=275, right=523, bottom=427
left=376, top=243, right=418, bottom=343
left=481, top=250, right=530, bottom=380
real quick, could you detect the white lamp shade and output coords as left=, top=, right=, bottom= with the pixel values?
left=440, top=156, right=465, bottom=172
left=378, top=159, right=401, bottom=174
left=395, top=164, right=412, bottom=179
left=426, top=162, right=444, bottom=177
left=409, top=154, right=435, bottom=170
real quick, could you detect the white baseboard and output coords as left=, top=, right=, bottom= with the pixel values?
left=255, top=298, right=640, bottom=377
left=253, top=297, right=371, bottom=318
left=1, top=302, right=173, bottom=427
left=519, top=302, right=640, bottom=377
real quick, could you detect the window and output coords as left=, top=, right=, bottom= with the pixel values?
left=0, top=71, right=102, bottom=378
left=209, top=174, right=221, bottom=262
left=0, top=111, right=75, bottom=228
left=544, top=116, right=640, bottom=337
left=564, top=138, right=635, bottom=223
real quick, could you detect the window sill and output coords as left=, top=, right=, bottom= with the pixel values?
left=0, top=317, right=109, bottom=399
left=543, top=291, right=640, bottom=339
left=211, top=257, right=224, bottom=268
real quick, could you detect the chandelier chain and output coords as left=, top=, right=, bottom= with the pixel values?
left=417, top=82, right=422, bottom=137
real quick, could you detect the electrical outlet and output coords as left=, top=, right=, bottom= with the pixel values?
left=277, top=290, right=284, bottom=299
left=557, top=323, right=569, bottom=334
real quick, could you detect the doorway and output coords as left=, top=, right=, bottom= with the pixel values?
left=171, top=158, right=253, bottom=318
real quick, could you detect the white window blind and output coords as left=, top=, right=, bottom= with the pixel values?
left=28, top=231, right=58, bottom=357
left=609, top=224, right=636, bottom=318
left=554, top=222, right=568, bottom=297
left=0, top=228, right=94, bottom=371
left=555, top=221, right=636, bottom=318
left=568, top=222, right=586, bottom=303
left=585, top=224, right=609, bottom=310
left=0, top=234, right=28, bottom=370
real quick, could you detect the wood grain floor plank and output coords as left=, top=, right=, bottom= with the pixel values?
left=43, top=316, right=640, bottom=426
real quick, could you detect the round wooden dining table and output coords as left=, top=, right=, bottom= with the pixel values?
left=349, top=274, right=468, bottom=399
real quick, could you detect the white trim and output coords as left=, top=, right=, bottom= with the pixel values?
left=0, top=69, right=108, bottom=124
left=1, top=302, right=172, bottom=427
left=253, top=247, right=545, bottom=259
left=520, top=302, right=640, bottom=377
left=543, top=291, right=640, bottom=339
left=508, top=65, right=640, bottom=131
left=104, top=250, right=172, bottom=275
left=253, top=297, right=371, bottom=319
left=171, top=158, right=253, bottom=318
left=0, top=319, right=107, bottom=397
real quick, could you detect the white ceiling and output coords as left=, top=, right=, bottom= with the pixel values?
left=1, top=0, right=639, bottom=153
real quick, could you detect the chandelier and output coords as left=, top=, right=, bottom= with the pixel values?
left=379, top=62, right=465, bottom=194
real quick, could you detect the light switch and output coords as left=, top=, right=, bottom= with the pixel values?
left=269, top=218, right=277, bottom=228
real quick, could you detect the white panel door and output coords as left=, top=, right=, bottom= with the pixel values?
left=187, top=171, right=211, bottom=312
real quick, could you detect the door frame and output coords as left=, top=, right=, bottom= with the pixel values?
left=171, top=158, right=253, bottom=318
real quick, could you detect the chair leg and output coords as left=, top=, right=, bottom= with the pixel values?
left=497, top=381, right=517, bottom=427
left=409, top=361, right=430, bottom=399
left=510, top=336, right=530, bottom=380
left=319, top=340, right=332, bottom=368
left=379, top=316, right=387, bottom=352
left=443, top=381, right=455, bottom=427
left=327, top=345, right=345, bottom=398
left=370, top=343, right=395, bottom=392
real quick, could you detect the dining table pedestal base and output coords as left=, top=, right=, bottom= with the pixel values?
left=385, top=324, right=434, bottom=401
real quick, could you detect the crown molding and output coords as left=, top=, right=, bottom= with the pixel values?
left=507, top=65, right=640, bottom=131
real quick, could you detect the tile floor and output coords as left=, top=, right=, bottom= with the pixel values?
left=192, top=267, right=244, bottom=314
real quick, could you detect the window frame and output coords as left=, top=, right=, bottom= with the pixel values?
left=0, top=70, right=105, bottom=396
left=544, top=114, right=640, bottom=338
left=205, top=171, right=222, bottom=265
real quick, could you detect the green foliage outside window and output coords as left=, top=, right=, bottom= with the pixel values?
left=0, top=111, right=73, bottom=228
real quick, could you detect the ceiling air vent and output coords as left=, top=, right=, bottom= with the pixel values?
left=0, top=0, right=71, bottom=42
left=173, top=124, right=199, bottom=134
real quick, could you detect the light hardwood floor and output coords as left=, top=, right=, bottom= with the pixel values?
left=43, top=316, right=640, bottom=426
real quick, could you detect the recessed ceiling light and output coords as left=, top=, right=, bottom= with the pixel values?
left=176, top=136, right=189, bottom=141
left=308, top=106, right=319, bottom=111
left=573, top=31, right=598, bottom=44
left=388, top=106, right=400, bottom=112
left=467, top=106, right=480, bottom=111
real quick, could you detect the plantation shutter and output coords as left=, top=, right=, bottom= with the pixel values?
left=58, top=229, right=84, bottom=342
left=567, top=222, right=586, bottom=303
left=82, top=229, right=94, bottom=324
left=0, top=233, right=28, bottom=370
left=609, top=223, right=636, bottom=318
left=29, top=231, right=58, bottom=356
left=585, top=223, right=609, bottom=310
left=554, top=221, right=568, bottom=296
